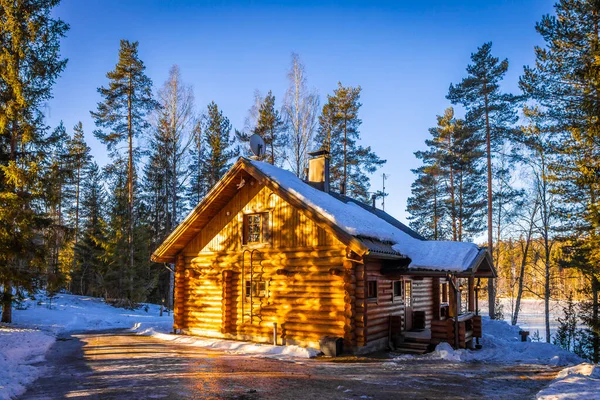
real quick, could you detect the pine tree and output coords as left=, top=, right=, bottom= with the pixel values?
left=254, top=90, right=286, bottom=165
left=406, top=108, right=485, bottom=241
left=520, top=0, right=600, bottom=362
left=448, top=42, right=519, bottom=318
left=0, top=0, right=69, bottom=323
left=283, top=53, right=319, bottom=177
left=315, top=82, right=385, bottom=201
left=90, top=40, right=155, bottom=302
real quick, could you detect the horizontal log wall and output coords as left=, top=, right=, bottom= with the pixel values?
left=364, top=261, right=405, bottom=344
left=412, top=278, right=434, bottom=330
left=179, top=248, right=348, bottom=347
left=176, top=182, right=348, bottom=348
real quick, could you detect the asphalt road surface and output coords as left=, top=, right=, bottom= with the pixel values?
left=22, top=330, right=561, bottom=399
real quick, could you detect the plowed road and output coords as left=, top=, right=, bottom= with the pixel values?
left=22, top=330, right=560, bottom=399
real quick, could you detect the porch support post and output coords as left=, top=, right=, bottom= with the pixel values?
left=432, top=277, right=441, bottom=320
left=468, top=276, right=475, bottom=312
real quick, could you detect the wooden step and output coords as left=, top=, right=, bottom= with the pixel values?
left=395, top=341, right=430, bottom=350
left=404, top=336, right=432, bottom=344
left=391, top=347, right=428, bottom=355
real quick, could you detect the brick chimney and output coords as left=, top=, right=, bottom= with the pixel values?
left=307, top=150, right=330, bottom=193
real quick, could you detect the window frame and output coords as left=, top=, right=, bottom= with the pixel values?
left=367, top=280, right=378, bottom=302
left=245, top=279, right=268, bottom=300
left=242, top=212, right=270, bottom=246
left=392, top=280, right=402, bottom=300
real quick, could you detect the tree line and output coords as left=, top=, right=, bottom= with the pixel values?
left=0, top=2, right=385, bottom=325
left=406, top=0, right=600, bottom=362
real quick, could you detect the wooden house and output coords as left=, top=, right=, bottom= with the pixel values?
left=151, top=152, right=495, bottom=354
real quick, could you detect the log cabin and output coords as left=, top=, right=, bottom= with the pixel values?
left=151, top=151, right=495, bottom=354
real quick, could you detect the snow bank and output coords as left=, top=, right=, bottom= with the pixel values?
left=1, top=293, right=172, bottom=400
left=11, top=293, right=171, bottom=335
left=394, top=317, right=582, bottom=366
left=1, top=292, right=319, bottom=399
left=536, top=363, right=600, bottom=399
left=249, top=159, right=481, bottom=272
left=134, top=326, right=319, bottom=359
left=0, top=327, right=55, bottom=400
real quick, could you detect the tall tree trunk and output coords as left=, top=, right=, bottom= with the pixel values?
left=128, top=73, right=134, bottom=301
left=484, top=86, right=495, bottom=318
left=342, top=117, right=347, bottom=195
left=593, top=277, right=599, bottom=363
left=3, top=119, right=19, bottom=323
left=448, top=135, right=457, bottom=241
left=1, top=282, right=12, bottom=323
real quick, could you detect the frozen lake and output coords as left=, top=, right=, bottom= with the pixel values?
left=480, top=298, right=568, bottom=342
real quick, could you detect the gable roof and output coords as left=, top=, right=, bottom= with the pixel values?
left=152, top=157, right=495, bottom=277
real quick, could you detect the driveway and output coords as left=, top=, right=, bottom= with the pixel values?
left=22, top=330, right=560, bottom=399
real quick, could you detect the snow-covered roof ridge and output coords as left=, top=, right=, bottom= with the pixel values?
left=247, top=158, right=483, bottom=272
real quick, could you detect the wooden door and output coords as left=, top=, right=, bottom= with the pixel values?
left=404, top=280, right=413, bottom=330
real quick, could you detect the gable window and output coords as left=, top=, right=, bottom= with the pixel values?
left=367, top=280, right=378, bottom=300
left=243, top=213, right=269, bottom=245
left=393, top=280, right=402, bottom=298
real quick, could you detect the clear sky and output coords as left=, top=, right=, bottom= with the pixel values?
left=47, top=0, right=555, bottom=224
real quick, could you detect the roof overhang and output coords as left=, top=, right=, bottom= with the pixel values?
left=151, top=158, right=370, bottom=263
left=379, top=247, right=496, bottom=278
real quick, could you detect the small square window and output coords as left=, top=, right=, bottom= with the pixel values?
left=393, top=281, right=402, bottom=298
left=245, top=280, right=267, bottom=299
left=367, top=280, right=378, bottom=299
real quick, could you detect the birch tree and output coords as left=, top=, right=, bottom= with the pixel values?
left=283, top=53, right=319, bottom=177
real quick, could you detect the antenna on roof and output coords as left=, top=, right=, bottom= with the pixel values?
left=249, top=134, right=265, bottom=159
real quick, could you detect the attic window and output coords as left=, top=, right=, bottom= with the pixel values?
left=243, top=213, right=269, bottom=245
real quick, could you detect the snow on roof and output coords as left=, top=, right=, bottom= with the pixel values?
left=248, top=159, right=481, bottom=272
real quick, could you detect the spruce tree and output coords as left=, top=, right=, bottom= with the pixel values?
left=72, top=163, right=106, bottom=296
left=315, top=82, right=385, bottom=201
left=90, top=40, right=155, bottom=302
left=520, top=0, right=600, bottom=361
left=188, top=102, right=235, bottom=200
left=254, top=90, right=286, bottom=165
left=448, top=42, right=518, bottom=318
left=43, top=122, right=73, bottom=295
left=67, top=122, right=92, bottom=250
left=0, top=0, right=69, bottom=323
left=406, top=164, right=447, bottom=240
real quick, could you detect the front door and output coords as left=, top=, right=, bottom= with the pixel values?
left=404, top=280, right=413, bottom=331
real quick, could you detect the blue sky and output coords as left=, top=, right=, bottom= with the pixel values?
left=47, top=0, right=554, bottom=224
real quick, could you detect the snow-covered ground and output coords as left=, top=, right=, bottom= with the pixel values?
left=1, top=293, right=597, bottom=400
left=393, top=317, right=599, bottom=399
left=0, top=292, right=316, bottom=399
left=395, top=317, right=582, bottom=366
left=0, top=293, right=172, bottom=400
left=537, top=363, right=600, bottom=400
